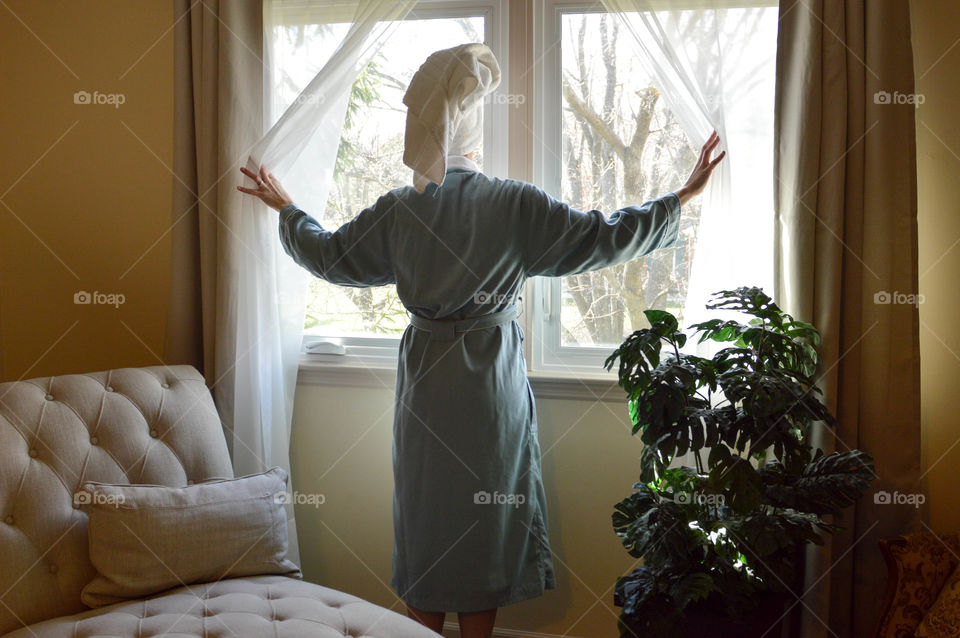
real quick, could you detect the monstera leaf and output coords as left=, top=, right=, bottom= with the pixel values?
left=612, top=484, right=697, bottom=562
left=761, top=449, right=876, bottom=514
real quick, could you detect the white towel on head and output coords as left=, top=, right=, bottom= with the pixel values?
left=402, top=42, right=501, bottom=192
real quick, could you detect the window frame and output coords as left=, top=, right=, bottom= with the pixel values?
left=295, top=0, right=777, bottom=384
left=291, top=0, right=510, bottom=366
left=529, top=0, right=620, bottom=377
left=529, top=0, right=777, bottom=376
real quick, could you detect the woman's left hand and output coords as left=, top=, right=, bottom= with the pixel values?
left=237, top=165, right=294, bottom=212
left=674, top=131, right=725, bottom=206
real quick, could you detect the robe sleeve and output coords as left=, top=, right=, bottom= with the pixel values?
left=519, top=183, right=683, bottom=278
left=277, top=193, right=396, bottom=287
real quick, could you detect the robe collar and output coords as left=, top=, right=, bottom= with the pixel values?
left=446, top=154, right=480, bottom=173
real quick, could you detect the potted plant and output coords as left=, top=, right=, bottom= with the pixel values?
left=605, top=287, right=875, bottom=638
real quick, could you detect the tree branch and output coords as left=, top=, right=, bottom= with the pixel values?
left=562, top=78, right=627, bottom=158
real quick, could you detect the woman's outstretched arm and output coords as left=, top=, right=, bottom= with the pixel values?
left=237, top=165, right=396, bottom=287
left=521, top=132, right=725, bottom=278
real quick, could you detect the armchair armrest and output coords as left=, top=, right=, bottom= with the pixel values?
left=873, top=531, right=960, bottom=638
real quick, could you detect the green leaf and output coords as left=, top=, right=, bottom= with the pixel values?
left=761, top=450, right=876, bottom=514
left=670, top=572, right=716, bottom=607
left=644, top=309, right=679, bottom=336
left=708, top=444, right=731, bottom=468
left=628, top=397, right=639, bottom=431
left=723, top=458, right=765, bottom=514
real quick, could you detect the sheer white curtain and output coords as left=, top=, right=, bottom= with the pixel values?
left=216, top=0, right=415, bottom=564
left=599, top=1, right=776, bottom=330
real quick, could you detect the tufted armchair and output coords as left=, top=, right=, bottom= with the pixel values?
left=0, top=365, right=440, bottom=638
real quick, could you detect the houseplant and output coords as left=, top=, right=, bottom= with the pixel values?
left=605, top=287, right=875, bottom=637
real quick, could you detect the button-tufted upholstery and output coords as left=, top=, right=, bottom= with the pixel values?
left=0, top=365, right=439, bottom=638
left=0, top=576, right=434, bottom=638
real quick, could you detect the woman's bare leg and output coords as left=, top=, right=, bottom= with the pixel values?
left=457, top=608, right=497, bottom=638
left=406, top=604, right=445, bottom=633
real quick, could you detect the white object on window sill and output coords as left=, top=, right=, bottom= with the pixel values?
left=304, top=341, right=347, bottom=355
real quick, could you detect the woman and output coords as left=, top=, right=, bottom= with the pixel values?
left=238, top=43, right=724, bottom=638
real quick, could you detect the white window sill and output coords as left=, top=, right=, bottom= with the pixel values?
left=296, top=357, right=624, bottom=401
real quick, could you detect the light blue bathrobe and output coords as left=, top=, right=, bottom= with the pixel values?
left=278, top=155, right=681, bottom=612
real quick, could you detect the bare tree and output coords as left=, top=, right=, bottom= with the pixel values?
left=560, top=13, right=699, bottom=346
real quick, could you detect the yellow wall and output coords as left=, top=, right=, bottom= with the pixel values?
left=0, top=0, right=173, bottom=380
left=911, top=1, right=960, bottom=532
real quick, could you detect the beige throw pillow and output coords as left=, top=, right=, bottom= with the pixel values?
left=917, top=561, right=960, bottom=637
left=79, top=467, right=301, bottom=608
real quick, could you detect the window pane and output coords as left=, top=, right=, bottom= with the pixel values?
left=556, top=9, right=776, bottom=350
left=273, top=17, right=486, bottom=338
left=559, top=12, right=699, bottom=348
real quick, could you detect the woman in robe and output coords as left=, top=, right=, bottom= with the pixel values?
left=238, top=42, right=724, bottom=638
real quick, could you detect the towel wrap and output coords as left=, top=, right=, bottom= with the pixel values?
left=402, top=42, right=501, bottom=192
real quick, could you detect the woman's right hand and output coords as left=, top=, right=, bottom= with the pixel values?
left=675, top=130, right=726, bottom=205
left=237, top=164, right=294, bottom=212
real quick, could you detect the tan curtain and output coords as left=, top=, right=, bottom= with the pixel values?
left=164, top=0, right=262, bottom=386
left=774, top=0, right=922, bottom=636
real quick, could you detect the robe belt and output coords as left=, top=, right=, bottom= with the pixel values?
left=408, top=305, right=519, bottom=341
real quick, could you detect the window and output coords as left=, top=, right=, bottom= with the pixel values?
left=271, top=1, right=777, bottom=377
left=268, top=1, right=508, bottom=363
left=531, top=1, right=778, bottom=374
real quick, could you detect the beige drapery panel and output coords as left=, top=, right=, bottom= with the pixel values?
left=774, top=1, right=922, bottom=636
left=165, top=0, right=262, bottom=434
